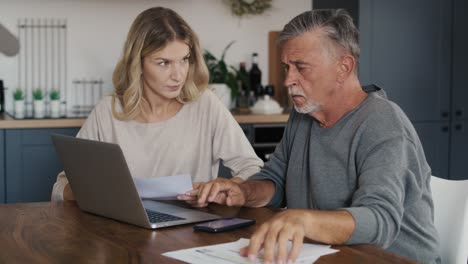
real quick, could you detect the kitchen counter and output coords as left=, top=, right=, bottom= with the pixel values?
left=0, top=112, right=289, bottom=129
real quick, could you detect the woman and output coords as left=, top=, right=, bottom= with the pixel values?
left=51, top=7, right=263, bottom=205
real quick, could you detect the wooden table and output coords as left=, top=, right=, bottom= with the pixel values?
left=0, top=201, right=416, bottom=263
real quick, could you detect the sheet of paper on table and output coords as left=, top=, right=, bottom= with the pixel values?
left=163, top=238, right=339, bottom=264
left=133, top=174, right=192, bottom=200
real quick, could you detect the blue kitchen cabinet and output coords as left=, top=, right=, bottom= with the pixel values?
left=0, top=130, right=5, bottom=203
left=5, top=128, right=80, bottom=203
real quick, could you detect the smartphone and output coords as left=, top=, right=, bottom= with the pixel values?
left=193, top=217, right=256, bottom=233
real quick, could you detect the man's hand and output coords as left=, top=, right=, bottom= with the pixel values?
left=240, top=209, right=309, bottom=263
left=197, top=177, right=247, bottom=207
left=177, top=178, right=247, bottom=207
left=177, top=181, right=227, bottom=207
left=240, top=209, right=355, bottom=263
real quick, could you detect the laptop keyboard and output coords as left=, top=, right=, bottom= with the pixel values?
left=145, top=209, right=186, bottom=223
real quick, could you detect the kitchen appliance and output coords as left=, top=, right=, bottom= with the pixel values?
left=250, top=95, right=283, bottom=114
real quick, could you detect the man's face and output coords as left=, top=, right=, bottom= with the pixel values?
left=281, top=30, right=340, bottom=114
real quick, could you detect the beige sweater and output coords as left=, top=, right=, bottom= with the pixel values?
left=51, top=90, right=263, bottom=200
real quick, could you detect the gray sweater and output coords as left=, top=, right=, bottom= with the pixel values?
left=251, top=87, right=440, bottom=263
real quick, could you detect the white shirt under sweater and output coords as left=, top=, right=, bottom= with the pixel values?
left=51, top=90, right=263, bottom=200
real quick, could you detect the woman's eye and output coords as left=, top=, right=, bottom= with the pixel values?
left=158, top=61, right=168, bottom=66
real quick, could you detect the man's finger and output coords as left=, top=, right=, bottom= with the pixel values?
left=178, top=194, right=198, bottom=201
left=192, top=182, right=202, bottom=189
left=212, top=192, right=227, bottom=204
left=247, top=224, right=268, bottom=261
left=208, top=182, right=223, bottom=202
left=276, top=229, right=292, bottom=264
left=261, top=225, right=280, bottom=263
left=288, top=232, right=304, bottom=263
left=226, top=186, right=245, bottom=206
left=197, top=183, right=215, bottom=204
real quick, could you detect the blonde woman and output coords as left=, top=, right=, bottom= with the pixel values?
left=51, top=7, right=263, bottom=206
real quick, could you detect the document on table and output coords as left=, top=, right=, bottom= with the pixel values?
left=162, top=238, right=339, bottom=264
left=133, top=174, right=193, bottom=200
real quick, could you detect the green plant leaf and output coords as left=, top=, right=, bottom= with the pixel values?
left=49, top=89, right=60, bottom=100
left=32, top=88, right=44, bottom=100
left=220, top=40, right=236, bottom=61
left=13, top=88, right=25, bottom=100
left=203, top=40, right=245, bottom=100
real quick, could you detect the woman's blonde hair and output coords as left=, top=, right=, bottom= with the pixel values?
left=112, top=7, right=209, bottom=120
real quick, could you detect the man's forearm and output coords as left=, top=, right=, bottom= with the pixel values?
left=305, top=209, right=355, bottom=244
left=239, top=179, right=275, bottom=207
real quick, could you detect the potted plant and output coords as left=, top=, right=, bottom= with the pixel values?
left=32, top=88, right=45, bottom=118
left=49, top=89, right=60, bottom=118
left=203, top=41, right=239, bottom=109
left=13, top=88, right=25, bottom=119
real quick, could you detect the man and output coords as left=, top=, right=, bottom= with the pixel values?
left=191, top=9, right=440, bottom=264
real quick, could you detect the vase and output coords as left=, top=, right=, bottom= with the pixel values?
left=14, top=100, right=25, bottom=119
left=34, top=99, right=45, bottom=118
left=50, top=100, right=60, bottom=118
left=209, top=83, right=232, bottom=110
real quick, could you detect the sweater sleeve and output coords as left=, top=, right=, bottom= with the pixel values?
left=344, top=136, right=425, bottom=248
left=209, top=93, right=263, bottom=180
left=51, top=171, right=68, bottom=201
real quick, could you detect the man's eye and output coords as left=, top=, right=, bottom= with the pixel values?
left=158, top=61, right=168, bottom=66
left=296, top=64, right=305, bottom=69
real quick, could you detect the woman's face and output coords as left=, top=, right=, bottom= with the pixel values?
left=141, top=40, right=190, bottom=102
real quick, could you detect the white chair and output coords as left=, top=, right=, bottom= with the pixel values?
left=430, top=176, right=468, bottom=264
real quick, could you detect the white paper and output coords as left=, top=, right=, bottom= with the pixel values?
left=162, top=238, right=339, bottom=264
left=133, top=174, right=193, bottom=200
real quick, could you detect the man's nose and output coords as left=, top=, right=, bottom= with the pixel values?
left=283, top=68, right=297, bottom=88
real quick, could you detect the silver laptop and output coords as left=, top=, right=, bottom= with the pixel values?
left=51, top=134, right=221, bottom=229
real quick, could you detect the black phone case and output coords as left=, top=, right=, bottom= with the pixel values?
left=193, top=218, right=256, bottom=233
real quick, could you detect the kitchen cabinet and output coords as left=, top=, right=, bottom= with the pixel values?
left=450, top=0, right=468, bottom=180
left=0, top=130, right=4, bottom=203
left=313, top=0, right=467, bottom=180
left=5, top=128, right=79, bottom=203
left=1, top=122, right=286, bottom=203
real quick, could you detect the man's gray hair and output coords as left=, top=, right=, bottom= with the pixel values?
left=278, top=9, right=360, bottom=62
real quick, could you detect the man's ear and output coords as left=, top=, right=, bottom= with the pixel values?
left=337, top=55, right=356, bottom=82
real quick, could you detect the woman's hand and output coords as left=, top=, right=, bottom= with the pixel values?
left=63, top=183, right=75, bottom=200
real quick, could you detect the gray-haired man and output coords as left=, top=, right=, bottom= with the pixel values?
left=193, top=9, right=440, bottom=264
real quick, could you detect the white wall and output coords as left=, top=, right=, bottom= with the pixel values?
left=0, top=0, right=310, bottom=112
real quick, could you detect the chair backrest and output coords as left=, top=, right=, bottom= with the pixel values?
left=430, top=176, right=468, bottom=264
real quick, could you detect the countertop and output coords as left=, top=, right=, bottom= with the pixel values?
left=0, top=112, right=290, bottom=129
